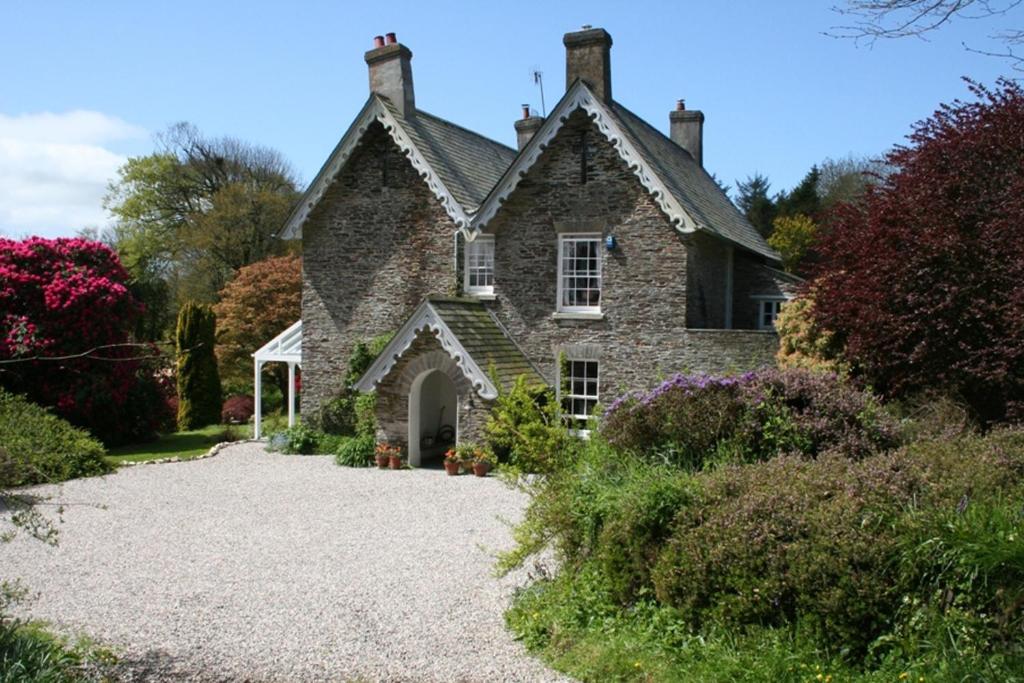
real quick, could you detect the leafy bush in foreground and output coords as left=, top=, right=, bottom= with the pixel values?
left=484, top=376, right=578, bottom=474
left=0, top=388, right=110, bottom=486
left=503, top=428, right=1024, bottom=678
left=334, top=434, right=375, bottom=467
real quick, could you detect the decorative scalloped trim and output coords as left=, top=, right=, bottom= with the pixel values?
left=470, top=82, right=697, bottom=235
left=282, top=97, right=471, bottom=239
left=355, top=301, right=499, bottom=399
left=376, top=109, right=471, bottom=231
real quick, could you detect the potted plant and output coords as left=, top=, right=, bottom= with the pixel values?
left=374, top=442, right=390, bottom=469
left=443, top=449, right=461, bottom=476
left=388, top=446, right=405, bottom=470
left=472, top=447, right=494, bottom=477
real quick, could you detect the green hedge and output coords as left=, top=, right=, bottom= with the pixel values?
left=0, top=388, right=110, bottom=486
left=503, top=428, right=1024, bottom=679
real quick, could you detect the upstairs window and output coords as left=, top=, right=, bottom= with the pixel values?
left=557, top=234, right=602, bottom=313
left=758, top=298, right=786, bottom=330
left=562, top=359, right=599, bottom=428
left=464, top=235, right=494, bottom=296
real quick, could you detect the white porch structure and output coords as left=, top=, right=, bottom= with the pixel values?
left=252, top=320, right=302, bottom=439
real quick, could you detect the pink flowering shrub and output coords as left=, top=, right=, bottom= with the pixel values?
left=0, top=237, right=172, bottom=445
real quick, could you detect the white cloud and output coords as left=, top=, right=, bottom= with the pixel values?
left=0, top=111, right=147, bottom=239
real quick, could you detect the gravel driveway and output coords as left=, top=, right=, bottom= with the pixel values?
left=3, top=443, right=568, bottom=682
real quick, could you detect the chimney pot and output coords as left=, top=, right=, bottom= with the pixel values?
left=514, top=110, right=545, bottom=151
left=373, top=35, right=385, bottom=48
left=385, top=32, right=397, bottom=45
left=563, top=27, right=613, bottom=103
left=676, top=99, right=685, bottom=111
left=670, top=105, right=705, bottom=167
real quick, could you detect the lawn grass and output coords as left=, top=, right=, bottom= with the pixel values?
left=104, top=424, right=247, bottom=465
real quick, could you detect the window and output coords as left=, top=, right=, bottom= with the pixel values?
left=557, top=234, right=602, bottom=312
left=562, top=359, right=599, bottom=428
left=464, top=235, right=494, bottom=295
left=758, top=299, right=786, bottom=330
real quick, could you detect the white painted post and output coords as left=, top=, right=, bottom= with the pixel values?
left=287, top=362, right=296, bottom=428
left=254, top=360, right=263, bottom=439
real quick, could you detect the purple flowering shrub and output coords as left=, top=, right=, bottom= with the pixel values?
left=601, top=374, right=749, bottom=470
left=601, top=368, right=898, bottom=469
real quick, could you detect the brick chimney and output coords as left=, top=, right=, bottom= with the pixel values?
left=563, top=26, right=612, bottom=103
left=514, top=104, right=544, bottom=150
left=670, top=99, right=704, bottom=167
left=365, top=32, right=415, bottom=117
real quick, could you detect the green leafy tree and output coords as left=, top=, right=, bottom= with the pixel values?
left=817, top=155, right=888, bottom=213
left=768, top=213, right=818, bottom=274
left=105, top=123, right=300, bottom=338
left=734, top=173, right=777, bottom=237
left=176, top=302, right=222, bottom=429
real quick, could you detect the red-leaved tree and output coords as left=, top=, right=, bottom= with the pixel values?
left=812, top=79, right=1024, bottom=421
left=0, top=237, right=173, bottom=444
left=213, top=254, right=301, bottom=398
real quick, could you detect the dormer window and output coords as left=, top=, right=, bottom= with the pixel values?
left=557, top=234, right=602, bottom=313
left=464, top=235, right=494, bottom=296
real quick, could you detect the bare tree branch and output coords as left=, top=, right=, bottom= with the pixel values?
left=829, top=0, right=1024, bottom=68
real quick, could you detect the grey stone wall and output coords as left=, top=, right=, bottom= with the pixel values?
left=679, top=329, right=779, bottom=374
left=482, top=108, right=777, bottom=404
left=301, top=122, right=457, bottom=418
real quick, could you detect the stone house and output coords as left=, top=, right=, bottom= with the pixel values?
left=281, top=28, right=796, bottom=465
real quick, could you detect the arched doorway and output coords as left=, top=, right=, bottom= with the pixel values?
left=407, top=369, right=458, bottom=466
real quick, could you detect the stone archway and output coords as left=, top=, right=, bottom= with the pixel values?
left=407, top=369, right=458, bottom=466
left=399, top=350, right=465, bottom=466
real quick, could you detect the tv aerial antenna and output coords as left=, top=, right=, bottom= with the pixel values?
left=531, top=68, right=547, bottom=117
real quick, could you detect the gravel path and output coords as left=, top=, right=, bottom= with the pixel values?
left=3, top=443, right=569, bottom=682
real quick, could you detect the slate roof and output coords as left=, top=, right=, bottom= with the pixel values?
left=426, top=298, right=545, bottom=390
left=354, top=297, right=546, bottom=398
left=280, top=96, right=515, bottom=239
left=379, top=99, right=517, bottom=211
left=608, top=102, right=779, bottom=260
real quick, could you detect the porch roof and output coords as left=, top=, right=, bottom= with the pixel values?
left=253, top=320, right=302, bottom=364
left=355, top=297, right=545, bottom=399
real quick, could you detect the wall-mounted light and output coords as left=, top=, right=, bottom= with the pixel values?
left=605, top=235, right=617, bottom=251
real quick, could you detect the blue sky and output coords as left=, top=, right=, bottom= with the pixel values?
left=0, top=0, right=1014, bottom=238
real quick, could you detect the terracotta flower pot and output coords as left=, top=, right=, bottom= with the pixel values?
left=375, top=454, right=389, bottom=469
left=443, top=460, right=461, bottom=476
left=473, top=461, right=492, bottom=477
left=388, top=455, right=403, bottom=470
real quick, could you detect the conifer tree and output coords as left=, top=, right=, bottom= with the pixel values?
left=176, top=301, right=222, bottom=429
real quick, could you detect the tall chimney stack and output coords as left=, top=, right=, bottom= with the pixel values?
left=365, top=33, right=415, bottom=117
left=670, top=99, right=705, bottom=167
left=514, top=104, right=545, bottom=151
left=563, top=26, right=612, bottom=103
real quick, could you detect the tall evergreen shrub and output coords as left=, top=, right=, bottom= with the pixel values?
left=176, top=302, right=222, bottom=429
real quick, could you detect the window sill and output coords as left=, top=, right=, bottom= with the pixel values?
left=553, top=311, right=604, bottom=321
left=468, top=292, right=496, bottom=301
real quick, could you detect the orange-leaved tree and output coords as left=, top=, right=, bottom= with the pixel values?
left=214, top=254, right=301, bottom=399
